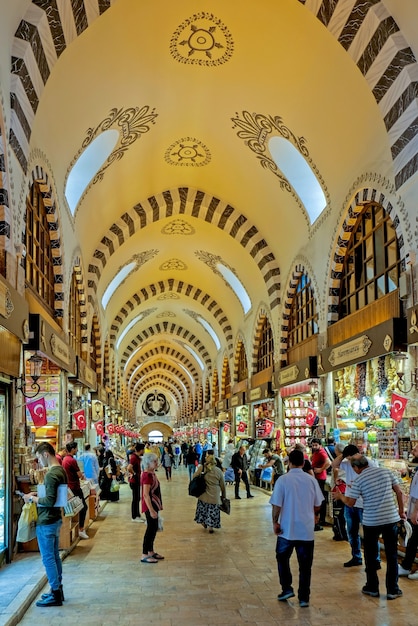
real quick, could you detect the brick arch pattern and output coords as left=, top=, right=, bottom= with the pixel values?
left=90, top=313, right=102, bottom=384
left=87, top=187, right=280, bottom=312
left=121, top=322, right=212, bottom=373
left=124, top=346, right=199, bottom=385
left=70, top=258, right=89, bottom=347
left=232, top=334, right=249, bottom=384
left=134, top=376, right=185, bottom=409
left=111, top=278, right=233, bottom=354
left=220, top=355, right=231, bottom=398
left=279, top=261, right=320, bottom=358
left=212, top=369, right=219, bottom=403
left=328, top=188, right=407, bottom=323
left=130, top=361, right=191, bottom=396
left=250, top=307, right=274, bottom=375
left=0, top=120, right=12, bottom=261
left=299, top=0, right=418, bottom=189
left=27, top=165, right=64, bottom=317
left=102, top=338, right=110, bottom=387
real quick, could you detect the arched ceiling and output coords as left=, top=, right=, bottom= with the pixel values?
left=5, top=0, right=418, bottom=419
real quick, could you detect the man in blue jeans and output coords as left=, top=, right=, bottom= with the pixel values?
left=270, top=449, right=323, bottom=608
left=333, top=455, right=405, bottom=600
left=24, top=442, right=68, bottom=607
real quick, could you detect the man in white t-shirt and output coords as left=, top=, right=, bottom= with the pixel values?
left=269, top=449, right=324, bottom=608
left=333, top=455, right=405, bottom=600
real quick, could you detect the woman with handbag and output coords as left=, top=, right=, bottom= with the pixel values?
left=193, top=450, right=226, bottom=533
left=140, top=453, right=164, bottom=563
left=99, top=449, right=120, bottom=502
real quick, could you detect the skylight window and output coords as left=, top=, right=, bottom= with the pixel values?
left=197, top=316, right=221, bottom=350
left=116, top=314, right=143, bottom=350
left=216, top=263, right=251, bottom=314
left=101, top=261, right=136, bottom=309
left=181, top=343, right=204, bottom=370
left=65, top=130, right=119, bottom=215
left=269, top=136, right=326, bottom=224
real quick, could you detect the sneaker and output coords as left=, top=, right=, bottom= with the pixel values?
left=398, top=565, right=411, bottom=576
left=362, top=586, right=379, bottom=598
left=78, top=530, right=89, bottom=540
left=408, top=571, right=418, bottom=580
left=277, top=590, right=295, bottom=601
left=132, top=518, right=145, bottom=523
left=344, top=558, right=362, bottom=568
left=387, top=589, right=402, bottom=600
left=299, top=600, right=309, bottom=608
left=314, top=524, right=323, bottom=532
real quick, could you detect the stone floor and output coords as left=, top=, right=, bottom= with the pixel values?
left=2, top=465, right=418, bottom=625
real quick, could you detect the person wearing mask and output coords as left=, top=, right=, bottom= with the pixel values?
left=127, top=442, right=145, bottom=523
left=23, top=443, right=68, bottom=607
left=231, top=445, right=254, bottom=499
left=310, top=438, right=331, bottom=530
left=62, top=441, right=89, bottom=539
left=193, top=450, right=226, bottom=533
left=333, top=455, right=405, bottom=600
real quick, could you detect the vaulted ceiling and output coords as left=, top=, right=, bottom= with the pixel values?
left=4, top=0, right=418, bottom=419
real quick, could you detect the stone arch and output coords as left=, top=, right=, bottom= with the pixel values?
left=111, top=278, right=234, bottom=355
left=250, top=306, right=274, bottom=375
left=25, top=165, right=65, bottom=318
left=327, top=186, right=408, bottom=324
left=232, top=333, right=249, bottom=384
left=280, top=258, right=321, bottom=358
left=124, top=345, right=199, bottom=385
left=0, top=102, right=12, bottom=276
left=68, top=253, right=89, bottom=348
left=87, top=187, right=280, bottom=312
left=130, top=361, right=192, bottom=394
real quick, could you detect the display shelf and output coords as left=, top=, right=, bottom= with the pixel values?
left=59, top=512, right=79, bottom=550
left=283, top=395, right=316, bottom=447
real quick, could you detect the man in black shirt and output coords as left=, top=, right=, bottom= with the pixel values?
left=231, top=446, right=254, bottom=499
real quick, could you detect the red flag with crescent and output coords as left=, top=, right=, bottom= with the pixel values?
left=107, top=424, right=115, bottom=434
left=74, top=409, right=86, bottom=430
left=391, top=393, right=408, bottom=422
left=237, top=421, right=247, bottom=433
left=306, top=408, right=317, bottom=427
left=26, top=397, right=47, bottom=428
left=264, top=419, right=274, bottom=435
left=94, top=421, right=104, bottom=435
left=223, top=422, right=230, bottom=433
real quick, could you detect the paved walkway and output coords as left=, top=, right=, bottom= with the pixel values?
left=1, top=466, right=418, bottom=625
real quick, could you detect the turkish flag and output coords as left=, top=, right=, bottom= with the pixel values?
left=94, top=421, right=104, bottom=435
left=264, top=419, right=275, bottom=435
left=237, top=421, right=247, bottom=433
left=107, top=424, right=115, bottom=434
left=391, top=393, right=408, bottom=422
left=223, top=423, right=230, bottom=432
left=306, top=408, right=317, bottom=427
left=26, top=397, right=47, bottom=428
left=74, top=410, right=86, bottom=430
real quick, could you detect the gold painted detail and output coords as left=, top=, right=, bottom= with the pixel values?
left=157, top=311, right=176, bottom=318
left=410, top=309, right=418, bottom=334
left=328, top=335, right=372, bottom=368
left=50, top=333, right=70, bottom=364
left=0, top=283, right=14, bottom=318
left=162, top=219, right=195, bottom=235
left=279, top=365, right=299, bottom=385
left=170, top=12, right=234, bottom=66
left=165, top=138, right=211, bottom=167
left=157, top=293, right=180, bottom=300
left=160, top=259, right=187, bottom=271
left=383, top=334, right=393, bottom=352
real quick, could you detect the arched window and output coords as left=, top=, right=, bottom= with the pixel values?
left=256, top=318, right=274, bottom=372
left=213, top=370, right=219, bottom=404
left=69, top=271, right=82, bottom=356
left=25, top=182, right=55, bottom=313
left=288, top=273, right=318, bottom=348
left=237, top=341, right=248, bottom=382
left=339, top=203, right=401, bottom=319
left=90, top=322, right=98, bottom=374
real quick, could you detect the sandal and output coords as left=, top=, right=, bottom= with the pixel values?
left=152, top=553, right=165, bottom=560
left=141, top=556, right=158, bottom=563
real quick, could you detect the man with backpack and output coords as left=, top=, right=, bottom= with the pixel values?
left=259, top=448, right=284, bottom=485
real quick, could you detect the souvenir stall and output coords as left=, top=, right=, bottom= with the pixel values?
left=248, top=382, right=276, bottom=483
left=277, top=357, right=319, bottom=450
left=230, top=392, right=250, bottom=443
left=216, top=403, right=231, bottom=453
left=0, top=275, right=29, bottom=564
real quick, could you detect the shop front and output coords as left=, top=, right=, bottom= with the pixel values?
left=0, top=275, right=29, bottom=564
left=248, top=381, right=276, bottom=481
left=68, top=356, right=97, bottom=450
left=230, top=392, right=250, bottom=444
left=277, top=357, right=319, bottom=450
left=215, top=401, right=231, bottom=453
left=91, top=384, right=109, bottom=446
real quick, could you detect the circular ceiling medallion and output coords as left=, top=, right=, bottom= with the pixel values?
left=170, top=12, right=234, bottom=66
left=165, top=137, right=211, bottom=167
left=161, top=219, right=195, bottom=235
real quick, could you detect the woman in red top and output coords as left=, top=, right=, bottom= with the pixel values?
left=140, top=453, right=164, bottom=563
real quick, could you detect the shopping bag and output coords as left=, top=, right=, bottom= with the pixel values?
left=188, top=473, right=206, bottom=497
left=110, top=479, right=120, bottom=492
left=219, top=496, right=231, bottom=515
left=157, top=513, right=164, bottom=531
left=16, top=502, right=38, bottom=542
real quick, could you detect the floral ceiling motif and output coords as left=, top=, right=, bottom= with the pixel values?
left=161, top=219, right=195, bottom=235
left=170, top=12, right=234, bottom=66
left=159, top=259, right=187, bottom=271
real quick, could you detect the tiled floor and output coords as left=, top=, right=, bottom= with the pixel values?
left=3, top=466, right=418, bottom=625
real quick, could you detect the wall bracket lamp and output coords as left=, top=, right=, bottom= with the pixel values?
left=15, top=352, right=44, bottom=399
left=393, top=351, right=418, bottom=393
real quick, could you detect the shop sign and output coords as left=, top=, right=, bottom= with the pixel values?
left=279, top=365, right=299, bottom=385
left=50, top=333, right=70, bottom=364
left=407, top=307, right=418, bottom=345
left=0, top=275, right=29, bottom=342
left=207, top=408, right=214, bottom=418
left=0, top=281, right=14, bottom=319
left=329, top=335, right=372, bottom=367
left=249, top=387, right=261, bottom=401
left=77, top=356, right=97, bottom=390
